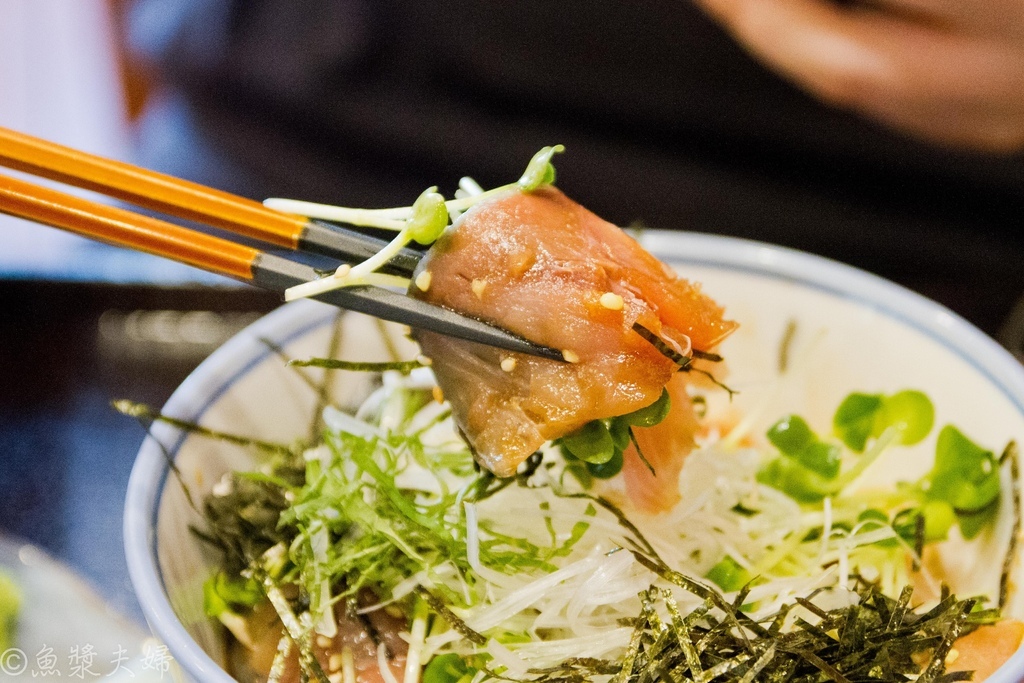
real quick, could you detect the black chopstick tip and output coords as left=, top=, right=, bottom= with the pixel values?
left=530, top=341, right=570, bottom=363
left=299, top=219, right=422, bottom=276
left=253, top=252, right=566, bottom=362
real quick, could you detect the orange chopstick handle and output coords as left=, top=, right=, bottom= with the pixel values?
left=0, top=126, right=306, bottom=249
left=0, top=173, right=259, bottom=281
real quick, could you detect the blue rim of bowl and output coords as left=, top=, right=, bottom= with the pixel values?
left=124, top=231, right=1024, bottom=683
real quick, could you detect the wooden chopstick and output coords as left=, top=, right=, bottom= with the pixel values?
left=0, top=171, right=258, bottom=279
left=0, top=170, right=564, bottom=361
left=0, top=125, right=305, bottom=248
left=0, top=125, right=423, bottom=275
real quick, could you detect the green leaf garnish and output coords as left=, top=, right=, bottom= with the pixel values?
left=560, top=420, right=616, bottom=465
left=760, top=390, right=1001, bottom=547
left=423, top=654, right=470, bottom=683
left=833, top=390, right=934, bottom=452
left=408, top=187, right=449, bottom=245
left=924, top=425, right=1001, bottom=539
left=609, top=419, right=632, bottom=452
left=756, top=456, right=836, bottom=503
left=766, top=416, right=840, bottom=479
left=796, top=441, right=842, bottom=479
left=760, top=414, right=841, bottom=500
left=921, top=499, right=956, bottom=541
left=203, top=571, right=263, bottom=618
left=518, top=145, right=565, bottom=191
left=880, top=390, right=935, bottom=446
left=586, top=448, right=624, bottom=479
left=833, top=393, right=883, bottom=452
left=619, top=388, right=671, bottom=428
left=705, top=555, right=753, bottom=593
left=930, top=426, right=1000, bottom=511
left=767, top=414, right=815, bottom=456
left=557, top=390, right=670, bottom=477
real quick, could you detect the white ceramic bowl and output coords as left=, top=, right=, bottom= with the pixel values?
left=124, top=231, right=1024, bottom=682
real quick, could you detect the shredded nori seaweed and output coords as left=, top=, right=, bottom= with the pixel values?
left=113, top=399, right=295, bottom=457
left=192, top=469, right=301, bottom=577
left=778, top=319, right=798, bottom=375
left=511, top=573, right=986, bottom=683
left=1000, top=441, right=1020, bottom=610
left=288, top=357, right=425, bottom=374
left=487, top=493, right=995, bottom=683
left=254, top=565, right=331, bottom=683
left=632, top=322, right=690, bottom=367
left=416, top=587, right=487, bottom=645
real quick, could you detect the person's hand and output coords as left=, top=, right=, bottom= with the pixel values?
left=691, top=0, right=1024, bottom=152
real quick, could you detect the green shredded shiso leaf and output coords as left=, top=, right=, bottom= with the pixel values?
left=193, top=374, right=596, bottom=614
left=275, top=422, right=591, bottom=610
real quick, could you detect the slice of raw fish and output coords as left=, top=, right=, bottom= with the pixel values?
left=412, top=187, right=736, bottom=486
left=620, top=373, right=700, bottom=513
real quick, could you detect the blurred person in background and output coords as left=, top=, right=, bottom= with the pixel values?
left=124, top=0, right=1024, bottom=346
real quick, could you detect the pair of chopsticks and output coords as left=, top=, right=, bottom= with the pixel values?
left=0, top=126, right=563, bottom=361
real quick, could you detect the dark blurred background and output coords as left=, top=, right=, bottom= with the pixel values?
left=1, top=0, right=1023, bottom=627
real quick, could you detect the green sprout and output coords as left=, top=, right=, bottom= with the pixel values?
left=924, top=425, right=1001, bottom=539
left=517, top=145, right=565, bottom=191
left=422, top=653, right=471, bottom=683
left=834, top=390, right=934, bottom=452
left=284, top=187, right=448, bottom=300
left=264, top=146, right=566, bottom=302
left=203, top=570, right=264, bottom=619
left=705, top=555, right=753, bottom=593
left=758, top=414, right=842, bottom=502
left=758, top=389, right=1001, bottom=546
left=559, top=389, right=670, bottom=481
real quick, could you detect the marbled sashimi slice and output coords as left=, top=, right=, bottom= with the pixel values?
left=411, top=187, right=736, bottom=492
